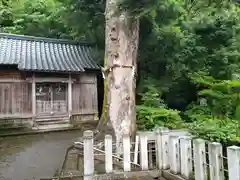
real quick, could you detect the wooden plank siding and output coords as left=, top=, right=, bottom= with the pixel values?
left=0, top=71, right=23, bottom=80
left=0, top=70, right=99, bottom=119
left=0, top=71, right=32, bottom=117
left=72, top=74, right=98, bottom=114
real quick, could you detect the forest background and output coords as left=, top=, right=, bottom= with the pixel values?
left=1, top=0, right=239, bottom=145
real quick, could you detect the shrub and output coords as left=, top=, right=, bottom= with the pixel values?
left=187, top=117, right=240, bottom=145
left=136, top=105, right=184, bottom=130
left=136, top=81, right=184, bottom=130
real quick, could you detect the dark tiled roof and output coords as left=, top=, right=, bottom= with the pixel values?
left=0, top=33, right=100, bottom=72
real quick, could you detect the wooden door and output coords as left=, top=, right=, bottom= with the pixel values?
left=52, top=83, right=68, bottom=114
left=36, top=83, right=68, bottom=116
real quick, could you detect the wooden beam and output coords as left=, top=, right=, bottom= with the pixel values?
left=26, top=77, right=76, bottom=83
left=71, top=111, right=98, bottom=116
left=0, top=77, right=75, bottom=83
left=32, top=73, right=36, bottom=117
left=0, top=114, right=33, bottom=119
left=0, top=79, right=28, bottom=83
left=68, top=74, right=72, bottom=117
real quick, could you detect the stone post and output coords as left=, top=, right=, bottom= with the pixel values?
left=169, top=135, right=180, bottom=174
left=208, top=142, right=224, bottom=180
left=193, top=139, right=207, bottom=180
left=161, top=128, right=169, bottom=169
left=83, top=130, right=94, bottom=180
left=155, top=128, right=163, bottom=169
left=105, top=134, right=113, bottom=173
left=227, top=146, right=240, bottom=180
left=179, top=136, right=193, bottom=179
left=139, top=132, right=148, bottom=170
left=123, top=133, right=131, bottom=172
left=133, top=135, right=139, bottom=165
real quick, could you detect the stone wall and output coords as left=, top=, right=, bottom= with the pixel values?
left=70, top=114, right=99, bottom=127
left=0, top=117, right=33, bottom=130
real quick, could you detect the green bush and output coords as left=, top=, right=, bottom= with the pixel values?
left=184, top=102, right=212, bottom=122
left=137, top=75, right=240, bottom=146
left=136, top=105, right=184, bottom=130
left=136, top=82, right=184, bottom=130
left=183, top=73, right=240, bottom=145
left=187, top=117, right=240, bottom=145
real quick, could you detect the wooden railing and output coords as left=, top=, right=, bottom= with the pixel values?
left=36, top=100, right=67, bottom=115
left=78, top=129, right=240, bottom=180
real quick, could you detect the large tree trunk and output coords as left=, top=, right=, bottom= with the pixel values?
left=104, top=0, right=139, bottom=155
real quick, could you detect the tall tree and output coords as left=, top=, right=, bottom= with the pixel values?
left=103, top=0, right=139, bottom=154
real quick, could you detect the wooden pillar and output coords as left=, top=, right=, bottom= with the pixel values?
left=68, top=73, right=72, bottom=116
left=32, top=73, right=36, bottom=117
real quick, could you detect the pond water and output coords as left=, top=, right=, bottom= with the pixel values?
left=0, top=130, right=83, bottom=180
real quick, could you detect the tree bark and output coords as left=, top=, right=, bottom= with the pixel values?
left=104, top=0, right=139, bottom=155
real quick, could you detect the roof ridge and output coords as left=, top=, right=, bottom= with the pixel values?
left=0, top=33, right=94, bottom=46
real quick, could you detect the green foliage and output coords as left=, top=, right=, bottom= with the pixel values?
left=1, top=0, right=72, bottom=38
left=1, top=0, right=240, bottom=144
left=187, top=117, right=240, bottom=144
left=184, top=105, right=240, bottom=145
left=137, top=77, right=165, bottom=107
left=184, top=103, right=212, bottom=122
left=184, top=73, right=240, bottom=144
left=189, top=72, right=240, bottom=118
left=119, top=0, right=159, bottom=17
left=0, top=0, right=13, bottom=27
left=136, top=83, right=184, bottom=130
left=234, top=104, right=240, bottom=119
left=137, top=105, right=183, bottom=130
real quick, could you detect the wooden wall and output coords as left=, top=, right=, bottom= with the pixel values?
left=0, top=70, right=99, bottom=117
left=72, top=73, right=98, bottom=114
left=0, top=71, right=24, bottom=79
left=0, top=71, right=32, bottom=116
